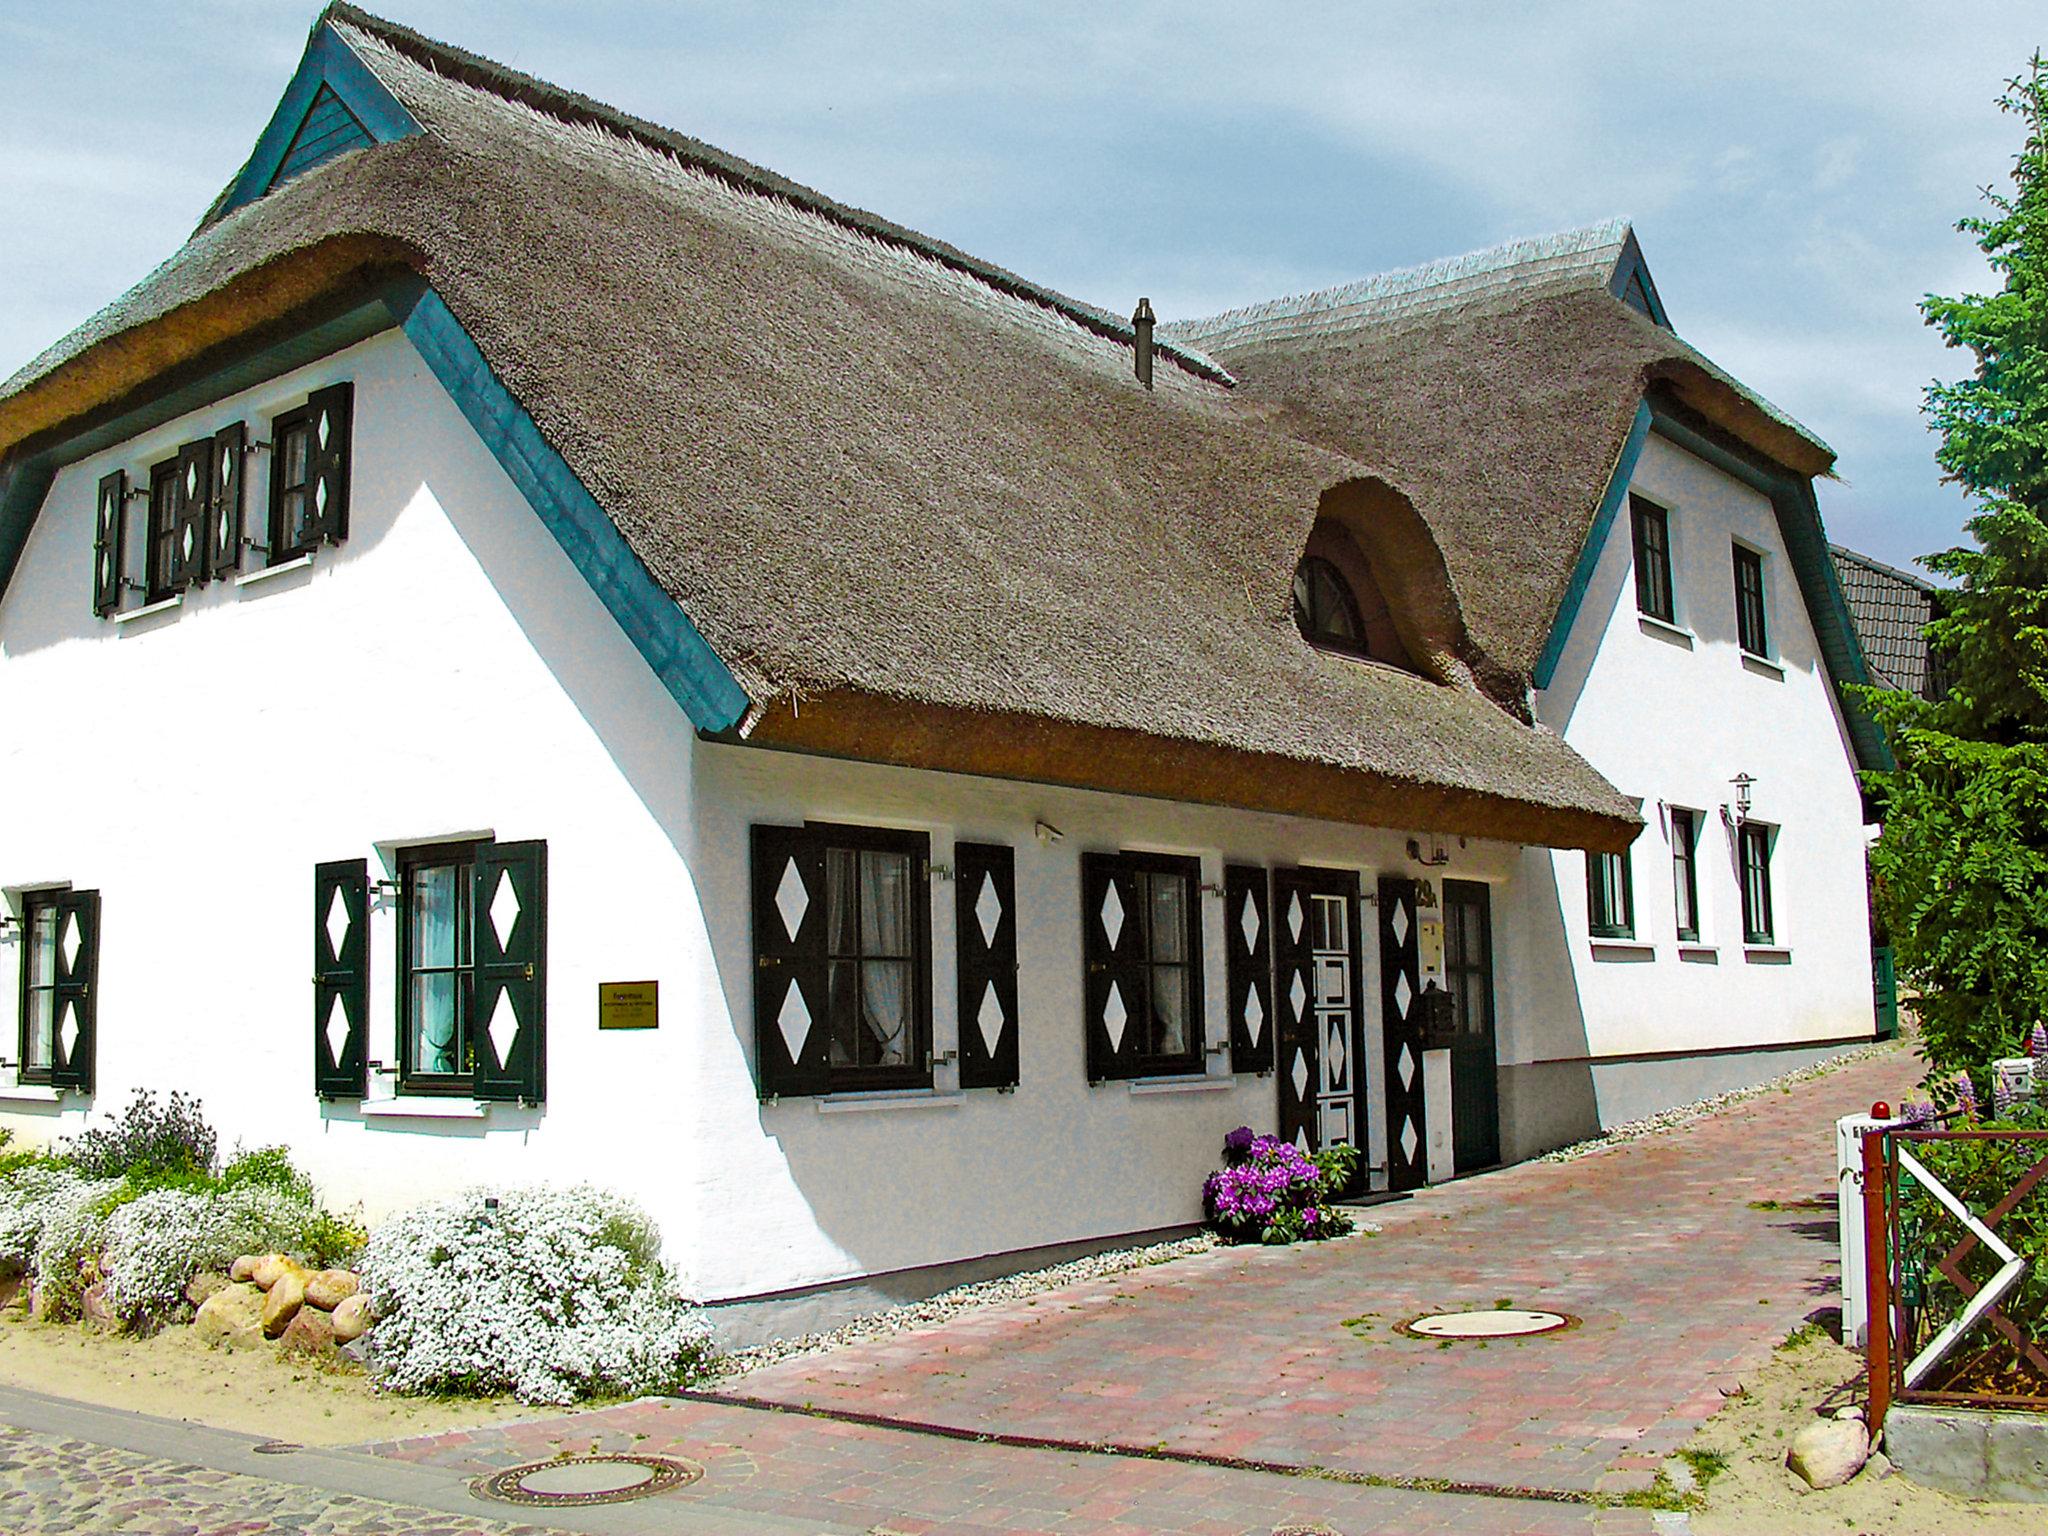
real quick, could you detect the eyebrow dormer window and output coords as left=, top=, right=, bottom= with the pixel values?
left=1293, top=556, right=1363, bottom=651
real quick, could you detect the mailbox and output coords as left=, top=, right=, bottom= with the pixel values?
left=1418, top=982, right=1458, bottom=1048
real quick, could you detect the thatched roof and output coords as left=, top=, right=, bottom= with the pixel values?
left=1167, top=229, right=1838, bottom=681
left=0, top=5, right=1650, bottom=847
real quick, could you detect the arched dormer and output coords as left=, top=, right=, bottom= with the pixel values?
left=1292, top=547, right=1413, bottom=671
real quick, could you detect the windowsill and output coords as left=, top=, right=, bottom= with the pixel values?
left=815, top=1088, right=959, bottom=1114
left=1740, top=652, right=1786, bottom=680
left=1638, top=613, right=1696, bottom=647
left=113, top=594, right=182, bottom=625
left=1129, top=1073, right=1233, bottom=1095
left=0, top=1083, right=63, bottom=1104
left=1589, top=939, right=1656, bottom=960
left=1677, top=944, right=1720, bottom=963
left=1743, top=945, right=1793, bottom=963
left=360, top=1096, right=490, bottom=1120
left=235, top=553, right=315, bottom=587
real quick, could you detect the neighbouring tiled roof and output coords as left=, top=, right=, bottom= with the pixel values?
left=1831, top=544, right=1943, bottom=699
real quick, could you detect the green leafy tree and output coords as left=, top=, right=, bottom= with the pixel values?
left=1868, top=55, right=2048, bottom=1084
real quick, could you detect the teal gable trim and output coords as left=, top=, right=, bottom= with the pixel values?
left=1609, top=228, right=1671, bottom=331
left=384, top=282, right=752, bottom=733
left=2, top=278, right=751, bottom=737
left=1532, top=400, right=1653, bottom=691
left=214, top=22, right=418, bottom=221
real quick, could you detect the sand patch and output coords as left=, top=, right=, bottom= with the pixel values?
left=0, top=1307, right=541, bottom=1446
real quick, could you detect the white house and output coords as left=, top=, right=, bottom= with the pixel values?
left=0, top=6, right=1883, bottom=1329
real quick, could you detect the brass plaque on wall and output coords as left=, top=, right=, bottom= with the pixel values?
left=598, top=981, right=659, bottom=1030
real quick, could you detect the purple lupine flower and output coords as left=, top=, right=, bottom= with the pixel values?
left=1955, top=1074, right=1978, bottom=1118
left=1903, top=1099, right=1938, bottom=1127
left=2032, top=1023, right=2047, bottom=1061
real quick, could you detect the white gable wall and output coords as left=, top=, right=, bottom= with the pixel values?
left=1522, top=430, right=1875, bottom=1107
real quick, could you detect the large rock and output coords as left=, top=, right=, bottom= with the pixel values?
left=229, top=1254, right=262, bottom=1284
left=261, top=1267, right=308, bottom=1337
left=184, top=1271, right=231, bottom=1308
left=249, top=1254, right=296, bottom=1291
left=304, top=1269, right=359, bottom=1312
left=280, top=1306, right=335, bottom=1356
left=1789, top=1417, right=1871, bottom=1489
left=193, top=1282, right=266, bottom=1348
left=328, top=1292, right=372, bottom=1344
left=79, top=1281, right=121, bottom=1332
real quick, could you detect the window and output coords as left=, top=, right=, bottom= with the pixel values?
left=144, top=458, right=179, bottom=603
left=267, top=383, right=353, bottom=565
left=750, top=823, right=933, bottom=1096
left=1740, top=823, right=1776, bottom=945
left=14, top=888, right=98, bottom=1092
left=399, top=842, right=478, bottom=1090
left=1734, top=544, right=1769, bottom=656
left=1293, top=556, right=1365, bottom=651
left=1631, top=496, right=1674, bottom=623
left=1670, top=807, right=1700, bottom=942
left=18, top=897, right=58, bottom=1084
left=1082, top=850, right=1206, bottom=1080
left=1586, top=846, right=1634, bottom=939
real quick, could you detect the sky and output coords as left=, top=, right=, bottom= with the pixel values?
left=1, top=2, right=2041, bottom=580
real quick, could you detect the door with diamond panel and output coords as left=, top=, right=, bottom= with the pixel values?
left=1272, top=867, right=1365, bottom=1163
left=1378, top=875, right=1428, bottom=1191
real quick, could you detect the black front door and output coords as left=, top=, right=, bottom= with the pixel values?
left=1273, top=867, right=1365, bottom=1159
left=1377, top=875, right=1427, bottom=1191
left=1443, top=879, right=1500, bottom=1172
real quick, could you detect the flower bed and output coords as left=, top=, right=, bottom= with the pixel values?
left=1202, top=1127, right=1358, bottom=1244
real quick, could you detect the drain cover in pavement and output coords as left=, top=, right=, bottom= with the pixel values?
left=1399, top=1308, right=1576, bottom=1339
left=473, top=1453, right=701, bottom=1507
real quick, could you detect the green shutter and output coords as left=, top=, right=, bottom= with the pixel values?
left=209, top=422, right=245, bottom=580
left=48, top=889, right=99, bottom=1094
left=1224, top=865, right=1273, bottom=1075
left=92, top=471, right=126, bottom=617
left=306, top=382, right=354, bottom=545
left=751, top=824, right=829, bottom=1097
left=472, top=840, right=546, bottom=1103
left=171, top=438, right=212, bottom=590
left=1080, top=852, right=1143, bottom=1082
left=955, top=841, right=1017, bottom=1090
left=313, top=860, right=368, bottom=1099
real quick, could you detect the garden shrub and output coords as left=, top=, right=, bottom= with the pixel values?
left=99, top=1184, right=352, bottom=1329
left=29, top=1174, right=124, bottom=1319
left=359, top=1185, right=713, bottom=1404
left=66, top=1089, right=217, bottom=1181
left=1202, top=1127, right=1358, bottom=1244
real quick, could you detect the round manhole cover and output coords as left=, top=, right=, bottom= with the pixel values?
left=473, top=1453, right=702, bottom=1507
left=1399, top=1308, right=1577, bottom=1340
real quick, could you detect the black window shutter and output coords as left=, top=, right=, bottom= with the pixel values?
left=472, top=840, right=547, bottom=1103
left=306, top=383, right=354, bottom=545
left=1080, top=852, right=1142, bottom=1082
left=750, top=825, right=830, bottom=1098
left=171, top=438, right=212, bottom=591
left=92, top=471, right=126, bottom=617
left=48, top=889, right=100, bottom=1094
left=313, top=860, right=369, bottom=1099
left=1224, top=865, right=1273, bottom=1074
left=208, top=422, right=245, bottom=580
left=955, top=842, right=1018, bottom=1090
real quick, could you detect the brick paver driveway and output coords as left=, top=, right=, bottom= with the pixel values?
left=725, top=1046, right=1918, bottom=1499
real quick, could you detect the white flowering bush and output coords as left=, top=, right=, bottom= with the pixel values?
left=29, top=1174, right=123, bottom=1319
left=99, top=1185, right=339, bottom=1328
left=0, top=1164, right=95, bottom=1274
left=359, top=1185, right=713, bottom=1404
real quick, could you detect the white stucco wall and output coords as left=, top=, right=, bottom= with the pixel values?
left=0, top=326, right=1540, bottom=1299
left=1527, top=430, right=1877, bottom=1067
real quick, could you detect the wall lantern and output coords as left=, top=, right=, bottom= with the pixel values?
left=1722, top=772, right=1758, bottom=828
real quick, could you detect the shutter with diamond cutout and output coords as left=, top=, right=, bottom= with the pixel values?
left=751, top=825, right=829, bottom=1098
left=313, top=860, right=368, bottom=1099
left=1224, top=865, right=1273, bottom=1075
left=955, top=842, right=1017, bottom=1090
left=1378, top=875, right=1427, bottom=1191
left=208, top=422, right=245, bottom=580
left=1080, top=853, right=1143, bottom=1082
left=92, top=471, right=126, bottom=617
left=472, top=840, right=546, bottom=1103
left=47, top=889, right=100, bottom=1093
left=171, top=438, right=212, bottom=591
left=1271, top=869, right=1318, bottom=1150
left=305, top=383, right=354, bottom=545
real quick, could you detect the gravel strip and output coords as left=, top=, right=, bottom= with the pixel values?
left=1540, top=1037, right=1906, bottom=1163
left=709, top=1232, right=1222, bottom=1379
